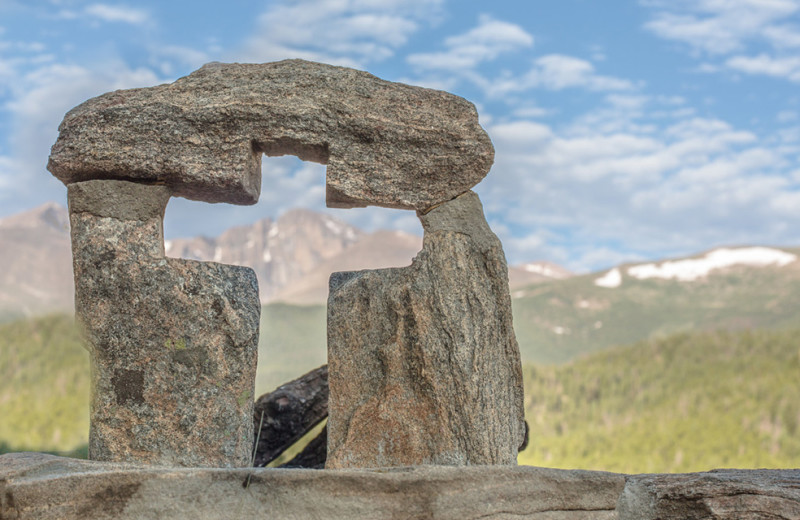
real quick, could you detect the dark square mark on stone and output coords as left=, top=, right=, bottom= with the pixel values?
left=112, top=369, right=144, bottom=405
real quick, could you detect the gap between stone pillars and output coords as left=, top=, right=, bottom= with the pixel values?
left=68, top=179, right=260, bottom=468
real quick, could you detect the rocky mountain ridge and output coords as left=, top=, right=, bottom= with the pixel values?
left=0, top=203, right=573, bottom=318
left=511, top=244, right=800, bottom=364
left=6, top=203, right=800, bottom=325
left=0, top=203, right=74, bottom=319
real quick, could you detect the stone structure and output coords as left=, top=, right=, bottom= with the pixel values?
left=327, top=191, right=526, bottom=468
left=29, top=57, right=796, bottom=520
left=48, top=60, right=493, bottom=210
left=68, top=180, right=260, bottom=467
left=49, top=59, right=521, bottom=470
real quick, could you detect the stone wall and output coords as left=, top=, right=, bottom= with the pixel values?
left=2, top=453, right=799, bottom=520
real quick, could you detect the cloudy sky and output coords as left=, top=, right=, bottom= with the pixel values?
left=1, top=0, right=799, bottom=271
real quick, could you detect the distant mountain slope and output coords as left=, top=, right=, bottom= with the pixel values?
left=167, top=209, right=423, bottom=304
left=518, top=328, right=800, bottom=473
left=512, top=246, right=800, bottom=364
left=270, top=230, right=423, bottom=304
left=0, top=203, right=73, bottom=321
left=0, top=204, right=427, bottom=315
left=508, top=261, right=573, bottom=291
left=0, top=203, right=575, bottom=315
left=168, top=209, right=357, bottom=302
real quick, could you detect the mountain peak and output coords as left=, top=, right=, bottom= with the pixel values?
left=0, top=202, right=69, bottom=233
left=164, top=207, right=408, bottom=303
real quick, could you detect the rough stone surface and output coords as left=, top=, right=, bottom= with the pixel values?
left=0, top=453, right=625, bottom=520
left=48, top=59, right=494, bottom=209
left=618, top=469, right=800, bottom=519
left=253, top=365, right=328, bottom=467
left=69, top=179, right=260, bottom=467
left=327, top=191, right=525, bottom=468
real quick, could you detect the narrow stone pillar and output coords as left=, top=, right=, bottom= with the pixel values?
left=327, top=191, right=526, bottom=468
left=69, top=179, right=260, bottom=467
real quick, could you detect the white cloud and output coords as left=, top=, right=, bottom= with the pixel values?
left=642, top=0, right=800, bottom=83
left=512, top=105, right=552, bottom=119
left=3, top=61, right=161, bottom=207
left=150, top=45, right=210, bottom=76
left=240, top=0, right=443, bottom=67
left=477, top=90, right=800, bottom=269
left=406, top=17, right=633, bottom=99
left=0, top=57, right=12, bottom=79
left=771, top=189, right=800, bottom=215
left=486, top=121, right=552, bottom=151
left=526, top=54, right=634, bottom=91
left=407, top=15, right=533, bottom=70
left=55, top=9, right=78, bottom=20
left=483, top=54, right=636, bottom=98
left=579, top=249, right=646, bottom=274
left=764, top=23, right=800, bottom=48
left=726, top=54, right=800, bottom=82
left=84, top=4, right=149, bottom=25
left=0, top=155, right=16, bottom=193
left=642, top=0, right=799, bottom=55
left=606, top=94, right=650, bottom=111
left=500, top=232, right=550, bottom=266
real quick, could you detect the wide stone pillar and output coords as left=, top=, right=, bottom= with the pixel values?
left=69, top=179, right=260, bottom=467
left=327, top=191, right=526, bottom=468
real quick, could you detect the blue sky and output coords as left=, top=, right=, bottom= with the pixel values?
left=1, top=0, right=799, bottom=271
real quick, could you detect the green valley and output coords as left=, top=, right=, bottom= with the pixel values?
left=518, top=328, right=800, bottom=473
left=0, top=314, right=89, bottom=456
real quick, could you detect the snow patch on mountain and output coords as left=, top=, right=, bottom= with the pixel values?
left=521, top=262, right=571, bottom=279
left=324, top=217, right=343, bottom=235
left=628, top=247, right=797, bottom=282
left=595, top=268, right=622, bottom=288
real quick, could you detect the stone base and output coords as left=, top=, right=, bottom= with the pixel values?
left=1, top=453, right=799, bottom=519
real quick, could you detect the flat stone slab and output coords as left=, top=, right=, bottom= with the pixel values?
left=1, top=453, right=623, bottom=520
left=3, top=453, right=799, bottom=519
left=619, top=469, right=800, bottom=519
left=48, top=59, right=494, bottom=209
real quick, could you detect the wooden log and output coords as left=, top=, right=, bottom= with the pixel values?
left=280, top=425, right=328, bottom=469
left=252, top=365, right=328, bottom=467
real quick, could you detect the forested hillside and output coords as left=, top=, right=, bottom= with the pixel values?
left=518, top=329, right=800, bottom=473
left=0, top=314, right=88, bottom=456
